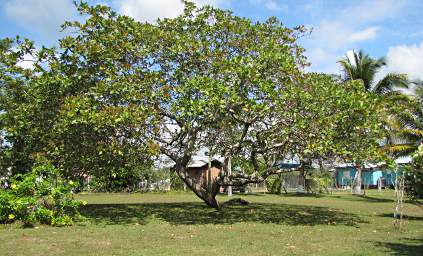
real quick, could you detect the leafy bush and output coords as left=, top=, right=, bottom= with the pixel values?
left=170, top=171, right=185, bottom=191
left=405, top=146, right=423, bottom=201
left=0, top=161, right=83, bottom=226
left=405, top=170, right=423, bottom=200
left=307, top=169, right=333, bottom=194
left=266, top=176, right=283, bottom=194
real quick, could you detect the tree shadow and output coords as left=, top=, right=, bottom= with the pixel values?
left=374, top=238, right=423, bottom=256
left=331, top=195, right=394, bottom=203
left=378, top=213, right=423, bottom=221
left=80, top=202, right=365, bottom=227
left=277, top=193, right=326, bottom=198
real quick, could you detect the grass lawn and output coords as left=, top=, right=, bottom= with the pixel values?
left=1, top=190, right=422, bottom=256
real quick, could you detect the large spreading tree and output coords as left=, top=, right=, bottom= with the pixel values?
left=0, top=2, right=386, bottom=208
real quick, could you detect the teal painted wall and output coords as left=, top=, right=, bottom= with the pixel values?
left=335, top=168, right=397, bottom=187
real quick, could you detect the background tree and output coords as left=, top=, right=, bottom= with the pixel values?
left=338, top=50, right=410, bottom=194
left=0, top=6, right=154, bottom=184
left=338, top=50, right=408, bottom=94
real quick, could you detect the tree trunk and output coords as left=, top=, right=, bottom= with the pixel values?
left=394, top=170, right=405, bottom=228
left=173, top=164, right=221, bottom=209
left=352, top=167, right=363, bottom=195
left=227, top=156, right=232, bottom=197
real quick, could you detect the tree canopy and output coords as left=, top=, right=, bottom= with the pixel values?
left=0, top=2, right=387, bottom=207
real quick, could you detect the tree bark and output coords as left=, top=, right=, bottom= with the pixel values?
left=227, top=156, right=232, bottom=197
left=173, top=164, right=221, bottom=209
left=173, top=161, right=299, bottom=208
left=394, top=170, right=405, bottom=229
left=352, top=167, right=363, bottom=195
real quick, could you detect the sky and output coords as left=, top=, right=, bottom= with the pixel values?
left=1, top=0, right=423, bottom=80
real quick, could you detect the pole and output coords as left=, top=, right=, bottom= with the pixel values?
left=228, top=156, right=232, bottom=197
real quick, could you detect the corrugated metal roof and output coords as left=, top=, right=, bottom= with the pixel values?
left=395, top=156, right=412, bottom=164
left=187, top=159, right=223, bottom=168
left=187, top=159, right=209, bottom=168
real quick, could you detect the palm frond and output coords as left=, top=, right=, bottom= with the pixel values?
left=338, top=49, right=388, bottom=91
left=373, top=73, right=409, bottom=94
left=383, top=144, right=418, bottom=157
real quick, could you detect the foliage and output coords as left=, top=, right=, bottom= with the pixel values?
left=0, top=9, right=154, bottom=183
left=265, top=176, right=284, bottom=194
left=405, top=169, right=423, bottom=201
left=0, top=161, right=83, bottom=226
left=307, top=169, right=333, bottom=193
left=338, top=50, right=408, bottom=94
left=170, top=170, right=186, bottom=190
left=405, top=144, right=423, bottom=201
left=0, top=2, right=387, bottom=207
left=387, top=84, right=423, bottom=157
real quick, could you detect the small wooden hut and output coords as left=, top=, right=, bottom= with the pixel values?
left=187, top=159, right=223, bottom=189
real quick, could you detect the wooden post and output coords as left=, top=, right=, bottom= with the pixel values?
left=228, top=156, right=232, bottom=197
left=208, top=155, right=212, bottom=191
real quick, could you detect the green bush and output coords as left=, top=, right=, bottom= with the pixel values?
left=266, top=176, right=283, bottom=194
left=51, top=215, right=73, bottom=227
left=307, top=169, right=333, bottom=194
left=0, top=161, right=83, bottom=226
left=405, top=147, right=423, bottom=201
left=170, top=171, right=185, bottom=191
left=34, top=208, right=54, bottom=225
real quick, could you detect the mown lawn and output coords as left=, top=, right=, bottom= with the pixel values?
left=1, top=190, right=422, bottom=256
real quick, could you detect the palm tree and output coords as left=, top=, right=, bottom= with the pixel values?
left=338, top=50, right=409, bottom=94
left=338, top=50, right=410, bottom=194
left=388, top=83, right=423, bottom=156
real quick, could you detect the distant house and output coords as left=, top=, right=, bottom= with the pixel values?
left=334, top=157, right=411, bottom=189
left=335, top=166, right=397, bottom=189
left=187, top=159, right=223, bottom=189
left=274, top=156, right=410, bottom=190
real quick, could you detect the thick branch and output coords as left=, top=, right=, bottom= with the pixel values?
left=217, top=165, right=301, bottom=187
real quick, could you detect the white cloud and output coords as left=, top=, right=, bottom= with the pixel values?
left=304, top=0, right=405, bottom=74
left=265, top=1, right=281, bottom=11
left=340, top=0, right=406, bottom=25
left=3, top=0, right=77, bottom=39
left=345, top=50, right=355, bottom=63
left=120, top=0, right=182, bottom=22
left=119, top=0, right=228, bottom=23
left=349, top=27, right=379, bottom=43
left=16, top=53, right=35, bottom=70
left=249, top=0, right=286, bottom=11
left=386, top=42, right=423, bottom=80
left=306, top=47, right=340, bottom=74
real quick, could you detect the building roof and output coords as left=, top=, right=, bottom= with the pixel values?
left=187, top=159, right=223, bottom=168
left=395, top=156, right=412, bottom=164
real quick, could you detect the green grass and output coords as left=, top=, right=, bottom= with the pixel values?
left=1, top=190, right=422, bottom=256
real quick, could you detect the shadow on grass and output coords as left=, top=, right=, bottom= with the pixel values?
left=278, top=193, right=326, bottom=198
left=80, top=202, right=365, bottom=227
left=330, top=194, right=394, bottom=203
left=374, top=238, right=423, bottom=256
left=378, top=213, right=423, bottom=221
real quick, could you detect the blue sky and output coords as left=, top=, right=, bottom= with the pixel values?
left=1, top=0, right=423, bottom=80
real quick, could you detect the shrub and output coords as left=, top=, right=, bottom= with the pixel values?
left=0, top=161, right=83, bottom=226
left=34, top=208, right=54, bottom=225
left=308, top=169, right=333, bottom=194
left=405, top=170, right=423, bottom=200
left=405, top=148, right=423, bottom=201
left=266, top=176, right=283, bottom=194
